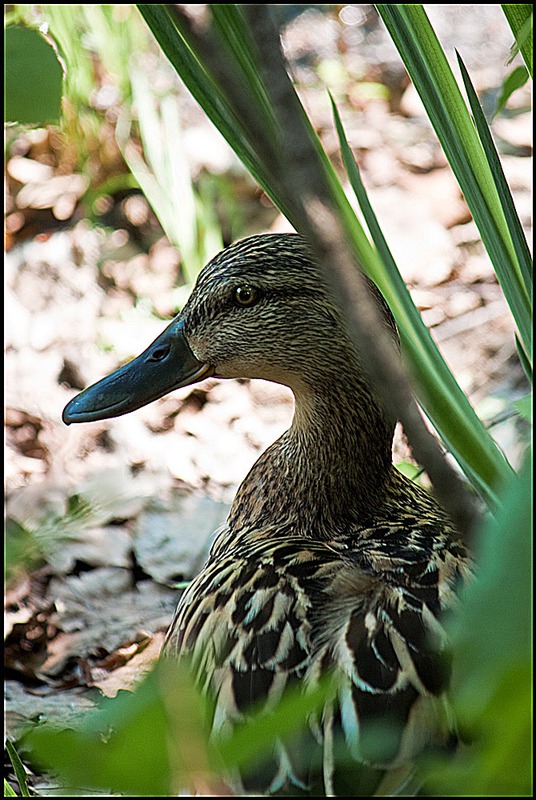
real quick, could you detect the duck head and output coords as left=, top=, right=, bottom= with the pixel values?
left=63, top=234, right=397, bottom=425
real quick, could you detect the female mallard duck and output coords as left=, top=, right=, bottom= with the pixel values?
left=63, top=233, right=470, bottom=795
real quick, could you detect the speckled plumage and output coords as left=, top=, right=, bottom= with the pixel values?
left=64, top=233, right=471, bottom=795
left=160, top=235, right=470, bottom=794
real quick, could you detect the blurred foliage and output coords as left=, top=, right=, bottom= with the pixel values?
left=6, top=6, right=140, bottom=178
left=5, top=4, right=236, bottom=290
left=26, top=657, right=335, bottom=795
left=495, top=64, right=530, bottom=117
left=6, top=493, right=97, bottom=584
left=423, top=446, right=532, bottom=795
left=5, top=518, right=45, bottom=584
left=116, top=63, right=222, bottom=299
left=4, top=23, right=63, bottom=126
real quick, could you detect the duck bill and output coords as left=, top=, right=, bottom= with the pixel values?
left=62, top=318, right=211, bottom=425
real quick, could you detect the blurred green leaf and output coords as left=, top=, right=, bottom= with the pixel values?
left=6, top=486, right=117, bottom=582
left=218, top=677, right=333, bottom=772
left=514, top=393, right=532, bottom=422
left=5, top=518, right=45, bottom=582
left=495, top=64, right=530, bottom=116
left=27, top=654, right=336, bottom=794
left=424, top=448, right=532, bottom=795
left=5, top=24, right=63, bottom=125
left=453, top=449, right=531, bottom=707
left=29, top=663, right=173, bottom=795
left=395, top=461, right=426, bottom=483
left=65, top=493, right=93, bottom=519
left=424, top=663, right=532, bottom=795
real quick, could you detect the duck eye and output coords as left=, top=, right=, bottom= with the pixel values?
left=234, top=285, right=259, bottom=307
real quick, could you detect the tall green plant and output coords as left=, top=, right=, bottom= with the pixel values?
left=376, top=4, right=532, bottom=366
left=116, top=65, right=223, bottom=292
left=423, top=448, right=532, bottom=795
left=136, top=4, right=531, bottom=510
left=502, top=3, right=533, bottom=78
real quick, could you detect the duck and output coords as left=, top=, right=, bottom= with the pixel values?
left=62, top=233, right=471, bottom=796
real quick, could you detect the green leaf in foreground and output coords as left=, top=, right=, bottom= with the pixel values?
left=423, top=448, right=532, bottom=795
left=27, top=655, right=335, bottom=795
left=501, top=4, right=533, bottom=78
left=376, top=5, right=532, bottom=361
left=513, top=392, right=532, bottom=422
left=494, top=64, right=530, bottom=117
left=456, top=51, right=532, bottom=308
left=3, top=779, right=17, bottom=798
left=28, top=666, right=170, bottom=795
left=5, top=518, right=45, bottom=582
left=5, top=739, right=31, bottom=798
left=5, top=25, right=64, bottom=126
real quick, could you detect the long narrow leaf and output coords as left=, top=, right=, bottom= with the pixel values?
left=331, top=97, right=510, bottom=505
left=495, top=65, right=530, bottom=117
left=376, top=5, right=532, bottom=361
left=210, top=4, right=279, bottom=139
left=456, top=52, right=532, bottom=289
left=5, top=740, right=31, bottom=798
left=136, top=5, right=290, bottom=220
left=137, top=3, right=513, bottom=503
left=501, top=4, right=533, bottom=78
left=424, top=447, right=532, bottom=795
left=456, top=50, right=532, bottom=321
left=136, top=6, right=380, bottom=282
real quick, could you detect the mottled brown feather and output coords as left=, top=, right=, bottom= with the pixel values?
left=152, top=234, right=471, bottom=794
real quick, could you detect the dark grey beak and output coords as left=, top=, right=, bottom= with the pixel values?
left=62, top=318, right=210, bottom=424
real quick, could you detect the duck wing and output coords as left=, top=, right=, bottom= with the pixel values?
left=163, top=532, right=460, bottom=794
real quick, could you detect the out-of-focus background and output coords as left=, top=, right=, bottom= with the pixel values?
left=4, top=5, right=531, bottom=790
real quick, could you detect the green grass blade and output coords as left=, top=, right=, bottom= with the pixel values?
left=137, top=3, right=514, bottom=503
left=375, top=5, right=532, bottom=360
left=515, top=334, right=533, bottom=383
left=456, top=50, right=533, bottom=371
left=4, top=779, right=17, bottom=797
left=137, top=3, right=306, bottom=228
left=135, top=5, right=277, bottom=209
left=495, top=64, right=530, bottom=117
left=136, top=6, right=381, bottom=278
left=209, top=4, right=279, bottom=138
left=456, top=51, right=532, bottom=307
left=501, top=4, right=533, bottom=78
left=331, top=96, right=510, bottom=505
left=458, top=55, right=532, bottom=290
left=5, top=740, right=31, bottom=797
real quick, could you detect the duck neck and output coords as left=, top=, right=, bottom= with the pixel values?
left=228, top=375, right=395, bottom=537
